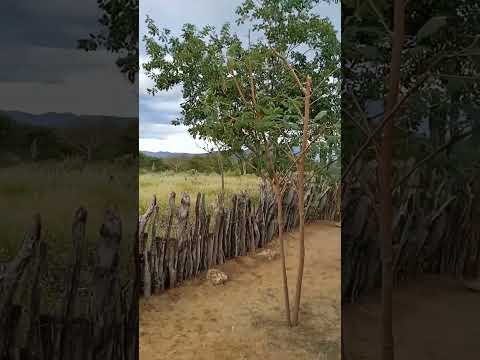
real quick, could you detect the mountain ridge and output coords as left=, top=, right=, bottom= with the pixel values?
left=141, top=150, right=208, bottom=158
left=2, top=110, right=136, bottom=129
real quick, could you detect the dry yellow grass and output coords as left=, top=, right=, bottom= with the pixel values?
left=0, top=161, right=137, bottom=262
left=1, top=166, right=259, bottom=263
left=139, top=171, right=261, bottom=217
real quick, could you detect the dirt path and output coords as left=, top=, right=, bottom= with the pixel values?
left=343, top=275, right=480, bottom=359
left=140, top=221, right=341, bottom=360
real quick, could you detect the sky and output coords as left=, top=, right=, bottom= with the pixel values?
left=139, top=0, right=341, bottom=154
left=0, top=0, right=138, bottom=117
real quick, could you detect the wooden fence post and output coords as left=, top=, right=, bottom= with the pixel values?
left=176, top=193, right=190, bottom=285
left=0, top=214, right=41, bottom=358
left=92, top=208, right=122, bottom=359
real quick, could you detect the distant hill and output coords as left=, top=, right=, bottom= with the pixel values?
left=2, top=110, right=136, bottom=129
left=142, top=151, right=207, bottom=159
left=142, top=148, right=253, bottom=159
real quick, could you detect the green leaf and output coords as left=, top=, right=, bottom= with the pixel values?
left=313, top=111, right=327, bottom=122
left=417, top=16, right=448, bottom=42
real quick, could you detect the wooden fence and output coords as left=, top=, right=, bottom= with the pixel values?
left=0, top=179, right=340, bottom=358
left=139, top=180, right=341, bottom=297
left=342, top=161, right=480, bottom=302
left=0, top=209, right=138, bottom=360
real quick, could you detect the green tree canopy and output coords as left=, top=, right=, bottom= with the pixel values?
left=143, top=0, right=340, bottom=179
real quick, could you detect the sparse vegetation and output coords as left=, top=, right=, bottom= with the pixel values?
left=139, top=170, right=260, bottom=216
left=0, top=162, right=137, bottom=263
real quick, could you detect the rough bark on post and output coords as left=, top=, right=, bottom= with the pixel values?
left=224, top=210, right=231, bottom=259
left=176, top=193, right=190, bottom=284
left=217, top=210, right=225, bottom=264
left=249, top=200, right=256, bottom=254
left=156, top=238, right=166, bottom=292
left=166, top=192, right=176, bottom=241
left=192, top=193, right=201, bottom=276
left=200, top=194, right=208, bottom=271
left=185, top=230, right=193, bottom=281
left=253, top=209, right=261, bottom=249
left=166, top=239, right=177, bottom=289
left=0, top=214, right=41, bottom=358
left=239, top=195, right=247, bottom=256
left=150, top=207, right=159, bottom=289
left=143, top=205, right=158, bottom=297
left=205, top=213, right=211, bottom=264
left=92, top=208, right=122, bottom=359
left=139, top=195, right=156, bottom=254
left=233, top=196, right=239, bottom=257
left=165, top=193, right=178, bottom=287
left=56, top=208, right=88, bottom=359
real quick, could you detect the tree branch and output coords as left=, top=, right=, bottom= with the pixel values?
left=228, top=64, right=251, bottom=108
left=341, top=53, right=448, bottom=182
left=271, top=48, right=307, bottom=95
left=393, top=129, right=473, bottom=190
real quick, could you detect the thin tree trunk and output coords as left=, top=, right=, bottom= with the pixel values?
left=272, top=178, right=292, bottom=327
left=380, top=1, right=405, bottom=359
left=292, top=76, right=312, bottom=326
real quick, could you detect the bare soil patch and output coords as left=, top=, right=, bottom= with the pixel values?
left=140, top=221, right=341, bottom=360
left=343, top=275, right=480, bottom=359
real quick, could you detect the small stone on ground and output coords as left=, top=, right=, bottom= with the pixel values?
left=207, top=269, right=228, bottom=285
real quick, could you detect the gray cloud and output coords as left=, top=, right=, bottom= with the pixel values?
left=0, top=0, right=100, bottom=49
left=0, top=46, right=115, bottom=84
left=140, top=122, right=186, bottom=140
left=0, top=0, right=137, bottom=117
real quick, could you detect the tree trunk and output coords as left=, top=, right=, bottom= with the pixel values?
left=380, top=1, right=405, bottom=359
left=292, top=76, right=312, bottom=326
left=272, top=179, right=292, bottom=327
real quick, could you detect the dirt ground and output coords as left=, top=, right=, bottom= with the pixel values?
left=140, top=221, right=341, bottom=360
left=343, top=275, right=480, bottom=360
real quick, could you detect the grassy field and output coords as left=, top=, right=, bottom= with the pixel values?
left=2, top=164, right=260, bottom=259
left=2, top=165, right=260, bottom=262
left=0, top=161, right=138, bottom=263
left=0, top=160, right=138, bottom=309
left=139, top=170, right=261, bottom=216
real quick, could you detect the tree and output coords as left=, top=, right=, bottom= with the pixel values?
left=78, top=0, right=139, bottom=82
left=379, top=2, right=405, bottom=359
left=342, top=1, right=480, bottom=359
left=143, top=0, right=340, bottom=326
left=269, top=50, right=331, bottom=326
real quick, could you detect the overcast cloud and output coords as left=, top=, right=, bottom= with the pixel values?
left=0, top=0, right=137, bottom=117
left=139, top=0, right=340, bottom=153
